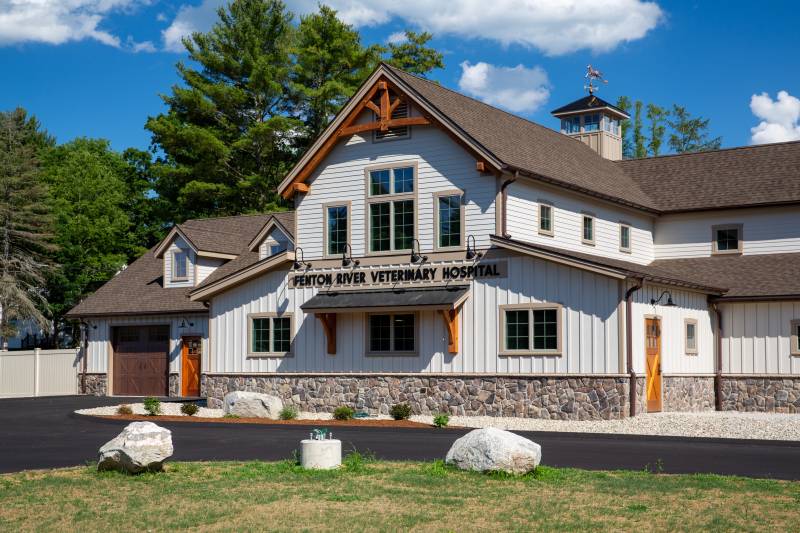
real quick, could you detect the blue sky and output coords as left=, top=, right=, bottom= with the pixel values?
left=1, top=0, right=798, bottom=152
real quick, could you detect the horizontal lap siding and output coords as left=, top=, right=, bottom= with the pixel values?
left=295, top=126, right=496, bottom=259
left=196, top=257, right=224, bottom=284
left=209, top=255, right=622, bottom=375
left=655, top=207, right=800, bottom=259
left=720, top=301, right=800, bottom=375
left=164, top=236, right=196, bottom=288
left=506, top=180, right=655, bottom=265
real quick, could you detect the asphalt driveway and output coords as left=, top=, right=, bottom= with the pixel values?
left=2, top=395, right=800, bottom=479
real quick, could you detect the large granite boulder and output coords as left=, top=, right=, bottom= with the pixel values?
left=223, top=391, right=283, bottom=419
left=445, top=427, right=541, bottom=475
left=98, top=421, right=173, bottom=474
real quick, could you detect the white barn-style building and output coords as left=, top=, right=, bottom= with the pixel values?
left=67, top=64, right=800, bottom=418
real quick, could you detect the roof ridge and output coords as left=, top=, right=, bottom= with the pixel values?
left=182, top=210, right=293, bottom=225
left=618, top=139, right=800, bottom=163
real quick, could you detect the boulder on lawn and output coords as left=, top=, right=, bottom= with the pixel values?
left=445, top=427, right=541, bottom=475
left=97, top=421, right=173, bottom=474
left=223, top=391, right=283, bottom=419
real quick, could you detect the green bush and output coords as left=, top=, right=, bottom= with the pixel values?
left=143, top=397, right=161, bottom=416
left=433, top=412, right=450, bottom=428
left=223, top=414, right=240, bottom=419
left=116, top=404, right=133, bottom=416
left=180, top=403, right=199, bottom=416
left=279, top=406, right=298, bottom=420
left=389, top=403, right=412, bottom=420
left=333, top=406, right=355, bottom=420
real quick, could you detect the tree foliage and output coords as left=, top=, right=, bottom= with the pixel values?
left=383, top=31, right=444, bottom=77
left=668, top=105, right=722, bottom=154
left=632, top=100, right=646, bottom=159
left=0, top=109, right=54, bottom=346
left=646, top=103, right=668, bottom=157
left=616, top=96, right=633, bottom=159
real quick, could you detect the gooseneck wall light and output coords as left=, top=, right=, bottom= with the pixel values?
left=650, top=290, right=677, bottom=307
left=292, top=247, right=312, bottom=270
left=341, top=243, right=360, bottom=268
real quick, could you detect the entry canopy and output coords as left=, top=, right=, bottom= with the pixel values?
left=301, top=285, right=470, bottom=314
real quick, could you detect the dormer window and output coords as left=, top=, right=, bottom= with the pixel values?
left=172, top=250, right=188, bottom=280
left=712, top=224, right=743, bottom=255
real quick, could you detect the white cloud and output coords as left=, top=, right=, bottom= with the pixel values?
left=0, top=0, right=149, bottom=47
left=129, top=39, right=157, bottom=53
left=458, top=61, right=550, bottom=114
left=386, top=31, right=407, bottom=45
left=750, top=91, right=800, bottom=145
left=163, top=0, right=662, bottom=55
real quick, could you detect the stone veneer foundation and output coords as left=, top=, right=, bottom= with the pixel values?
left=82, top=373, right=107, bottom=396
left=662, top=376, right=715, bottom=412
left=201, top=374, right=634, bottom=420
left=169, top=373, right=180, bottom=397
left=721, top=377, right=800, bottom=413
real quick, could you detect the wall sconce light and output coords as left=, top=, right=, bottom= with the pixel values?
left=341, top=243, right=360, bottom=268
left=410, top=239, right=428, bottom=264
left=178, top=319, right=195, bottom=329
left=293, top=247, right=312, bottom=270
left=650, top=290, right=676, bottom=307
left=466, top=235, right=482, bottom=261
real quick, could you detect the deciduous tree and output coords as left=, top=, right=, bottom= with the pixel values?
left=668, top=105, right=722, bottom=153
left=633, top=100, right=646, bottom=159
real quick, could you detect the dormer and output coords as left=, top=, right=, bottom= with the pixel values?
left=551, top=95, right=629, bottom=161
left=154, top=225, right=237, bottom=287
left=248, top=214, right=296, bottom=260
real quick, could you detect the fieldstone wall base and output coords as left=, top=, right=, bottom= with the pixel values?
left=169, top=374, right=180, bottom=398
left=81, top=374, right=107, bottom=396
left=202, top=375, right=633, bottom=420
left=721, top=377, right=800, bottom=413
left=663, top=376, right=715, bottom=412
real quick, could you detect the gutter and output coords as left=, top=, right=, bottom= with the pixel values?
left=710, top=300, right=723, bottom=411
left=625, top=278, right=643, bottom=417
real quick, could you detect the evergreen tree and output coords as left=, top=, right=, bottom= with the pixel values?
left=383, top=31, right=444, bottom=77
left=0, top=109, right=54, bottom=348
left=668, top=105, right=722, bottom=153
left=121, top=148, right=170, bottom=250
left=616, top=96, right=634, bottom=159
left=646, top=103, right=669, bottom=156
left=291, top=5, right=380, bottom=146
left=146, top=0, right=299, bottom=218
left=633, top=100, right=646, bottom=159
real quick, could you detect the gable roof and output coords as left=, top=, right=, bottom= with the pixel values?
left=619, top=141, right=800, bottom=212
left=247, top=211, right=295, bottom=251
left=551, top=95, right=629, bottom=118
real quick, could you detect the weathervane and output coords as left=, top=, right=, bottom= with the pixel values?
left=584, top=64, right=608, bottom=95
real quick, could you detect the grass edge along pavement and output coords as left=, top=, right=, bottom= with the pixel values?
left=1, top=456, right=798, bottom=532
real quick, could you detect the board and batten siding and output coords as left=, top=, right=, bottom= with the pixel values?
left=163, top=236, right=196, bottom=288
left=505, top=180, right=655, bottom=265
left=630, top=284, right=715, bottom=375
left=294, top=125, right=497, bottom=260
left=84, top=314, right=209, bottom=374
left=654, top=206, right=800, bottom=259
left=209, top=254, right=623, bottom=375
left=719, top=301, right=800, bottom=375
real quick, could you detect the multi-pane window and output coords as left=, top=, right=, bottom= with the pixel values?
left=713, top=225, right=741, bottom=254
left=368, top=313, right=415, bottom=354
left=502, top=305, right=561, bottom=354
left=562, top=116, right=580, bottom=134
left=250, top=315, right=292, bottom=355
left=582, top=215, right=595, bottom=244
left=620, top=224, right=631, bottom=252
left=438, top=195, right=462, bottom=248
left=791, top=320, right=800, bottom=356
left=368, top=166, right=415, bottom=253
left=685, top=319, right=698, bottom=354
left=538, top=203, right=553, bottom=235
left=583, top=113, right=600, bottom=132
left=327, top=205, right=348, bottom=255
left=172, top=250, right=188, bottom=279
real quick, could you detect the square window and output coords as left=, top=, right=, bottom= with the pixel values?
left=438, top=195, right=462, bottom=248
left=715, top=227, right=740, bottom=252
left=584, top=114, right=600, bottom=132
left=370, top=169, right=390, bottom=196
left=393, top=167, right=414, bottom=194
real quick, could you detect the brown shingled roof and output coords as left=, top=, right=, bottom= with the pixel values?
left=178, top=211, right=294, bottom=256
left=618, top=141, right=800, bottom=212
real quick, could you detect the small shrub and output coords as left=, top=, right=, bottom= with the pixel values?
left=223, top=413, right=240, bottom=419
left=279, top=405, right=298, bottom=420
left=342, top=449, right=376, bottom=472
left=180, top=403, right=199, bottom=416
left=433, top=412, right=450, bottom=428
left=116, top=404, right=133, bottom=416
left=143, top=397, right=161, bottom=416
left=333, top=406, right=355, bottom=420
left=389, top=403, right=412, bottom=420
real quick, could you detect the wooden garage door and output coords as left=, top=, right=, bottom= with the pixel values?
left=112, top=326, right=169, bottom=396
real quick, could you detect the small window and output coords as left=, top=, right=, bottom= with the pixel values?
left=367, top=313, right=416, bottom=355
left=619, top=224, right=631, bottom=252
left=172, top=250, right=188, bottom=280
left=500, top=304, right=562, bottom=355
left=270, top=242, right=287, bottom=256
left=562, top=116, right=580, bottom=134
left=712, top=224, right=742, bottom=254
left=538, top=203, right=553, bottom=236
left=437, top=194, right=462, bottom=248
left=791, top=320, right=800, bottom=356
left=685, top=319, right=698, bottom=355
left=583, top=113, right=600, bottom=132
left=582, top=215, right=595, bottom=245
left=249, top=315, right=292, bottom=355
left=326, top=205, right=348, bottom=256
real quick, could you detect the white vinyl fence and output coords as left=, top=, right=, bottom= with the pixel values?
left=0, top=349, right=80, bottom=398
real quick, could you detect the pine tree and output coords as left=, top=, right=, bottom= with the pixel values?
left=633, top=100, right=646, bottom=159
left=668, top=105, right=722, bottom=153
left=0, top=109, right=54, bottom=348
left=616, top=96, right=634, bottom=159
left=383, top=31, right=444, bottom=77
left=646, top=103, right=669, bottom=156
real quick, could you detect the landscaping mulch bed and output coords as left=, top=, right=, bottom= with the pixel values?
left=96, top=414, right=436, bottom=428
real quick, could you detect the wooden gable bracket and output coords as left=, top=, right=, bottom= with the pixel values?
left=316, top=313, right=337, bottom=355
left=290, top=182, right=310, bottom=194
left=439, top=306, right=461, bottom=354
left=337, top=80, right=431, bottom=137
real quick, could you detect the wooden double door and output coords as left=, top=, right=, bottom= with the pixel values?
left=112, top=326, right=169, bottom=396
left=645, top=318, right=662, bottom=412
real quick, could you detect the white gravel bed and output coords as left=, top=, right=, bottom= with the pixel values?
left=410, top=411, right=800, bottom=441
left=75, top=403, right=394, bottom=421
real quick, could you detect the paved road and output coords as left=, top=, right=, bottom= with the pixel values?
left=2, top=395, right=800, bottom=479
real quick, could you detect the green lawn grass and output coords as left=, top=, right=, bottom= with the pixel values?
left=1, top=455, right=798, bottom=532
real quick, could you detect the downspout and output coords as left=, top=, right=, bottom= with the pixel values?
left=499, top=171, right=518, bottom=238
left=710, top=300, right=723, bottom=411
left=625, top=278, right=643, bottom=417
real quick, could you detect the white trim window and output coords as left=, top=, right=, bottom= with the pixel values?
left=684, top=318, right=698, bottom=355
left=581, top=214, right=595, bottom=245
left=327, top=205, right=349, bottom=255
left=712, top=224, right=743, bottom=255
left=791, top=320, right=800, bottom=356
left=367, top=313, right=416, bottom=355
left=500, top=304, right=562, bottom=356
left=172, top=250, right=189, bottom=280
left=538, top=203, right=553, bottom=236
left=249, top=314, right=292, bottom=356
left=437, top=194, right=462, bottom=248
left=367, top=166, right=415, bottom=253
left=619, top=223, right=631, bottom=253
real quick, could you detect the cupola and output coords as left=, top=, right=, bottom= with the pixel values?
left=551, top=65, right=629, bottom=161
